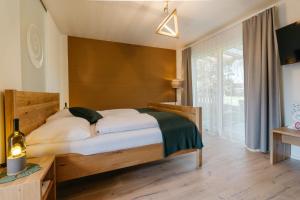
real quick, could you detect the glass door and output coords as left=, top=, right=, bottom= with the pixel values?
left=222, top=45, right=245, bottom=142
left=191, top=24, right=245, bottom=144
left=193, top=52, right=220, bottom=135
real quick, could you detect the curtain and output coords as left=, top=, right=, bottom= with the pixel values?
left=243, top=7, right=282, bottom=152
left=191, top=24, right=245, bottom=143
left=182, top=47, right=193, bottom=106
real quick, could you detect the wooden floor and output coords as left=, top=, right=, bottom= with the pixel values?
left=58, top=135, right=300, bottom=200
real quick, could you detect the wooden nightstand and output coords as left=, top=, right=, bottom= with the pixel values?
left=0, top=155, right=56, bottom=200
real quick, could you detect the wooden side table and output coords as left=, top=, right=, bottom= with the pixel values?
left=0, top=155, right=56, bottom=200
left=271, top=127, right=300, bottom=164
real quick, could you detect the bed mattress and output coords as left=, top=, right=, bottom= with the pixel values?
left=27, top=127, right=163, bottom=157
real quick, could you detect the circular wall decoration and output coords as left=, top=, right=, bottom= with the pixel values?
left=27, top=24, right=44, bottom=69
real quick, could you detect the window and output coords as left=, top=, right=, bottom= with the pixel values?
left=191, top=24, right=245, bottom=143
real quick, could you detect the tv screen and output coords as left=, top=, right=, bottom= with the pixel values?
left=276, top=22, right=300, bottom=65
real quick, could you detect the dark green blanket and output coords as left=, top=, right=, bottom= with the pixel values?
left=136, top=108, right=203, bottom=157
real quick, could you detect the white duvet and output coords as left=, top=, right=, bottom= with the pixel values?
left=96, top=113, right=159, bottom=134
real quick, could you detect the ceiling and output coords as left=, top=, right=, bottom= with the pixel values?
left=43, top=0, right=277, bottom=50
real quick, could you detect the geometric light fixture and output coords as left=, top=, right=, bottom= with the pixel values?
left=156, top=1, right=179, bottom=38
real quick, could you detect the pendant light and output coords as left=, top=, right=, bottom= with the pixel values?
left=156, top=1, right=179, bottom=38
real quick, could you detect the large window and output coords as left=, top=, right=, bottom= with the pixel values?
left=191, top=24, right=245, bottom=143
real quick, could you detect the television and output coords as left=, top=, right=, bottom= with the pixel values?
left=276, top=22, right=300, bottom=65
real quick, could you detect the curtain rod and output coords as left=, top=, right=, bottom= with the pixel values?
left=184, top=0, right=283, bottom=49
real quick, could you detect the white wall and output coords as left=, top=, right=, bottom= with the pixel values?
left=19, top=0, right=69, bottom=105
left=0, top=0, right=22, bottom=164
left=45, top=12, right=69, bottom=109
left=277, top=0, right=300, bottom=159
left=20, top=0, right=46, bottom=91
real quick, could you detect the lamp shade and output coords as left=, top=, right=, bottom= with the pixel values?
left=171, top=79, right=182, bottom=89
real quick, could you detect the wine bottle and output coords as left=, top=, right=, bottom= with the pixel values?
left=7, top=118, right=26, bottom=175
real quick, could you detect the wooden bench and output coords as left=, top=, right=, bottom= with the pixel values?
left=271, top=127, right=300, bottom=164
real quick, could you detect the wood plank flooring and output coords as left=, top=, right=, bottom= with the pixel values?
left=57, top=135, right=300, bottom=200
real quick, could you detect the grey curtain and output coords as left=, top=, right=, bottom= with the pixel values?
left=243, top=7, right=282, bottom=152
left=182, top=47, right=193, bottom=106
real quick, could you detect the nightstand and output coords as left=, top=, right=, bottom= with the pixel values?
left=0, top=155, right=56, bottom=200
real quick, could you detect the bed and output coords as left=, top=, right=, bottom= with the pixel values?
left=4, top=90, right=203, bottom=182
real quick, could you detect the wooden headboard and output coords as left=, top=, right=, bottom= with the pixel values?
left=4, top=90, right=59, bottom=145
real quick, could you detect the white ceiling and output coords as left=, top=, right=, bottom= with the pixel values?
left=43, top=0, right=277, bottom=49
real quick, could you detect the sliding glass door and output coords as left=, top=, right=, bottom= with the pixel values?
left=191, top=24, right=245, bottom=143
left=222, top=44, right=245, bottom=142
left=193, top=52, right=220, bottom=135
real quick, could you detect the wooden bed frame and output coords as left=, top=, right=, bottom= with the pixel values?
left=4, top=90, right=203, bottom=182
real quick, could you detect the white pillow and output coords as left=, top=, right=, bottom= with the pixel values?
left=26, top=117, right=91, bottom=145
left=47, top=109, right=73, bottom=122
left=98, top=109, right=139, bottom=117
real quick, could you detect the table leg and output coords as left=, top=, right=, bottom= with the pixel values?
left=271, top=132, right=291, bottom=165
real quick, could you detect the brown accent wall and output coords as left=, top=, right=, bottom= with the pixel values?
left=68, top=37, right=176, bottom=110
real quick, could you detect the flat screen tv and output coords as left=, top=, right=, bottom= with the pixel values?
left=276, top=22, right=300, bottom=65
